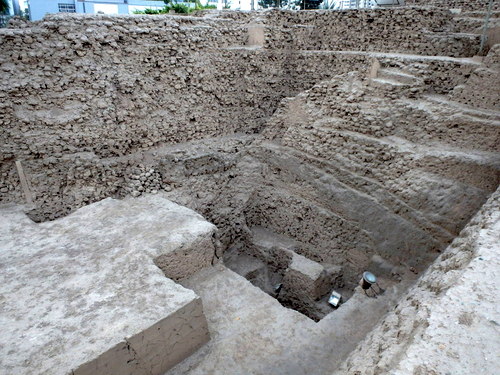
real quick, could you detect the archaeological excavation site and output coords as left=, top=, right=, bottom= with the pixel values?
left=0, top=1, right=499, bottom=374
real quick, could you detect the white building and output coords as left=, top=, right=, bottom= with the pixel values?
left=326, top=0, right=404, bottom=10
left=27, top=0, right=217, bottom=21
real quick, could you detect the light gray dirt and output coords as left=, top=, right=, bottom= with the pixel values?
left=166, top=263, right=414, bottom=375
left=0, top=196, right=214, bottom=375
left=335, top=188, right=500, bottom=375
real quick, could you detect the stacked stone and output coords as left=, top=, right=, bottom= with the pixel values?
left=452, top=44, right=500, bottom=110
left=0, top=8, right=487, bottom=220
left=128, top=165, right=165, bottom=197
left=262, top=8, right=479, bottom=57
left=406, top=0, right=500, bottom=12
left=0, top=172, right=14, bottom=195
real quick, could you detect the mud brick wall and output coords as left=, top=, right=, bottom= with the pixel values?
left=0, top=8, right=485, bottom=219
left=407, top=0, right=499, bottom=12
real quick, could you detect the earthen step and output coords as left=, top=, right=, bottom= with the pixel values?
left=455, top=10, right=500, bottom=18
left=377, top=68, right=420, bottom=85
left=255, top=143, right=456, bottom=243
left=452, top=16, right=500, bottom=32
left=369, top=77, right=409, bottom=88
left=422, top=95, right=500, bottom=121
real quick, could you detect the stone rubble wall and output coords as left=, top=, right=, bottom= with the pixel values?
left=452, top=14, right=500, bottom=34
left=259, top=8, right=479, bottom=57
left=406, top=0, right=499, bottom=12
left=0, top=8, right=486, bottom=221
left=452, top=43, right=500, bottom=109
left=264, top=71, right=499, bottom=196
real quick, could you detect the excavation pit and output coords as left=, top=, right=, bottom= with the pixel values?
left=1, top=6, right=499, bottom=375
left=223, top=219, right=420, bottom=321
left=224, top=226, right=347, bottom=321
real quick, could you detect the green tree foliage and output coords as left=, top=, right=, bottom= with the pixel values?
left=0, top=0, right=10, bottom=15
left=258, top=0, right=282, bottom=8
left=133, top=0, right=216, bottom=14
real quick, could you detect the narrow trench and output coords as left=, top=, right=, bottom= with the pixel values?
left=221, top=214, right=421, bottom=322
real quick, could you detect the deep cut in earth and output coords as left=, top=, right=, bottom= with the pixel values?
left=0, top=4, right=499, bottom=375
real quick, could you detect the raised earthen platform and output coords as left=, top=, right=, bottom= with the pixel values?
left=0, top=195, right=215, bottom=375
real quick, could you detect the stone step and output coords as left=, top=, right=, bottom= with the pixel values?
left=423, top=94, right=500, bottom=121
left=456, top=10, right=500, bottom=18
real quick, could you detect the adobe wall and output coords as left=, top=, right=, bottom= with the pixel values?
left=406, top=0, right=499, bottom=12
left=0, top=11, right=498, bottom=370
left=256, top=48, right=499, bottom=275
left=452, top=43, right=500, bottom=109
left=0, top=8, right=486, bottom=221
left=228, top=8, right=479, bottom=56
